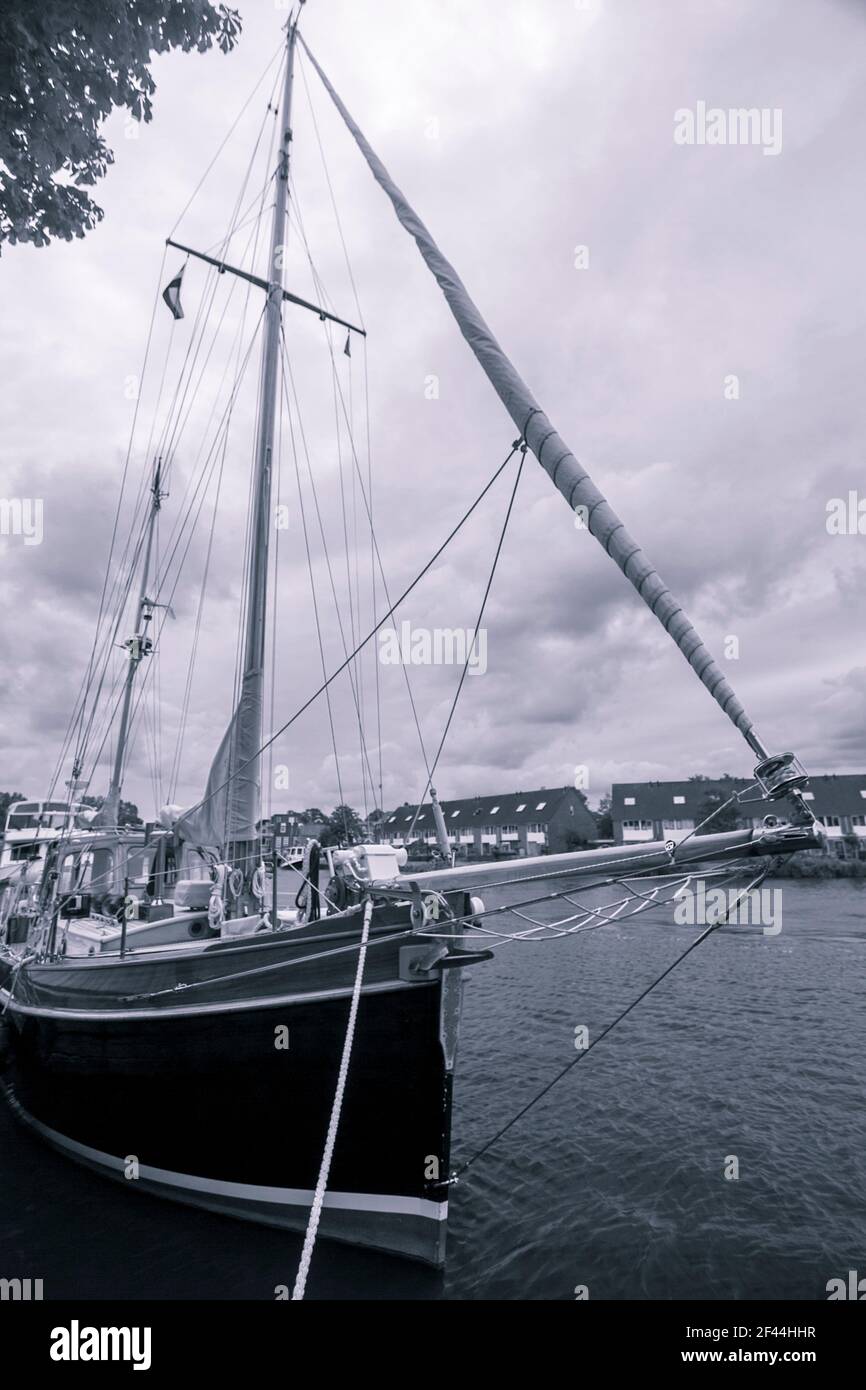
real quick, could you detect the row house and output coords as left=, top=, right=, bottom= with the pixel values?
left=382, top=786, right=598, bottom=858
left=611, top=774, right=866, bottom=853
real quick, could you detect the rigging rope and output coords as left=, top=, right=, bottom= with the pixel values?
left=279, top=329, right=378, bottom=823
left=406, top=446, right=526, bottom=845
left=171, top=436, right=521, bottom=835
left=299, top=34, right=769, bottom=763
left=289, top=180, right=434, bottom=801
left=448, top=856, right=784, bottom=1184
left=281, top=336, right=352, bottom=828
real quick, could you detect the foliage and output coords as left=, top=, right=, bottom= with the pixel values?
left=319, top=804, right=365, bottom=847
left=775, top=851, right=866, bottom=879
left=81, top=793, right=142, bottom=825
left=594, top=794, right=613, bottom=839
left=0, top=1, right=241, bottom=248
left=0, top=790, right=27, bottom=826
left=694, top=790, right=742, bottom=835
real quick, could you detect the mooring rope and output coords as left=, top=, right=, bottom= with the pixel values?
left=292, top=896, right=373, bottom=1300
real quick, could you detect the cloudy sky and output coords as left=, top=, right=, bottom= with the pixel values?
left=1, top=0, right=864, bottom=824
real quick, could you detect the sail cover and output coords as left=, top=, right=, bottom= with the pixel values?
left=174, top=668, right=262, bottom=847
left=300, top=37, right=765, bottom=760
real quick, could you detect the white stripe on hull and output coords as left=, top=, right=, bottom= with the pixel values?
left=0, top=976, right=424, bottom=1023
left=21, top=1107, right=446, bottom=1224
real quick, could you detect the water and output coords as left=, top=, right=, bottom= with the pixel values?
left=2, top=879, right=864, bottom=1300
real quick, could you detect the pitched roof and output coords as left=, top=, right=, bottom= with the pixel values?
left=384, top=786, right=595, bottom=832
left=611, top=774, right=866, bottom=821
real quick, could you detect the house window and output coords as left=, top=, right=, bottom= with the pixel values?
left=535, top=801, right=546, bottom=810
left=501, top=824, right=518, bottom=835
left=821, top=816, right=840, bottom=827
left=673, top=796, right=685, bottom=805
left=852, top=815, right=865, bottom=827
left=387, top=815, right=396, bottom=823
left=490, top=805, right=500, bottom=815
left=624, top=797, right=635, bottom=806
left=450, top=810, right=460, bottom=818
left=802, top=792, right=815, bottom=801
left=516, top=803, right=526, bottom=812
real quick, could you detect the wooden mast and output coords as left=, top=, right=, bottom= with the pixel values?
left=99, top=457, right=164, bottom=828
left=230, top=13, right=298, bottom=913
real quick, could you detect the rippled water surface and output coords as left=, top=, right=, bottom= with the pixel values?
left=2, top=878, right=864, bottom=1300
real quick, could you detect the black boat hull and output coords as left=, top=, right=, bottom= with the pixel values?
left=0, top=907, right=468, bottom=1266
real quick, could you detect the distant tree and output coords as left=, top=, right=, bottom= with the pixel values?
left=0, top=1, right=242, bottom=249
left=320, top=805, right=365, bottom=847
left=562, top=830, right=591, bottom=852
left=368, top=807, right=384, bottom=826
left=300, top=807, right=327, bottom=825
left=118, top=798, right=142, bottom=827
left=695, top=790, right=742, bottom=835
left=0, top=790, right=27, bottom=826
left=594, top=794, right=613, bottom=839
left=79, top=793, right=141, bottom=826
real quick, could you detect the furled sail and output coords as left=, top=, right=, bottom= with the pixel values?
left=174, top=668, right=262, bottom=847
left=300, top=37, right=767, bottom=761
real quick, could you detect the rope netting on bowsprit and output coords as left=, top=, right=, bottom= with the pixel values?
left=415, top=857, right=765, bottom=950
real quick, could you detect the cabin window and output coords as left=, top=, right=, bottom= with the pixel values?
left=59, top=847, right=114, bottom=895
left=122, top=848, right=154, bottom=882
left=180, top=848, right=213, bottom=881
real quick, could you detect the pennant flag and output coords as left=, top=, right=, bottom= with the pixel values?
left=162, top=265, right=185, bottom=320
left=343, top=331, right=351, bottom=357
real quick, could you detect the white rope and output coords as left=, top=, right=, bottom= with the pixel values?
left=292, top=896, right=373, bottom=1300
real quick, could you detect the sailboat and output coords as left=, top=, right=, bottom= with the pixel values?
left=0, top=6, right=821, bottom=1276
